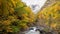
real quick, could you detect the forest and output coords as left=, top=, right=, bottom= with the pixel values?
left=0, top=0, right=60, bottom=34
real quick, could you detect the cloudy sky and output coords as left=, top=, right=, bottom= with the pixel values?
left=22, top=0, right=47, bottom=14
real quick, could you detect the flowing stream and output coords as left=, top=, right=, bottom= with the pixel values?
left=25, top=31, right=40, bottom=34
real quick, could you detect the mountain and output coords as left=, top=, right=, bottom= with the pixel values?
left=40, top=0, right=59, bottom=11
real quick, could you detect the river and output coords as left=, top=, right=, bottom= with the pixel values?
left=25, top=30, right=40, bottom=34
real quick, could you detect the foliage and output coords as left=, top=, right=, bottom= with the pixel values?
left=37, top=2, right=60, bottom=32
left=0, top=0, right=35, bottom=34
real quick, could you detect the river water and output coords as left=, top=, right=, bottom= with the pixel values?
left=25, top=31, right=40, bottom=34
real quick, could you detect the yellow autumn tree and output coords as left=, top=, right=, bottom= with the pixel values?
left=0, top=0, right=35, bottom=34
left=37, top=1, right=60, bottom=32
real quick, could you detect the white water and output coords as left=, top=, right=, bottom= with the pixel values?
left=25, top=31, right=40, bottom=34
